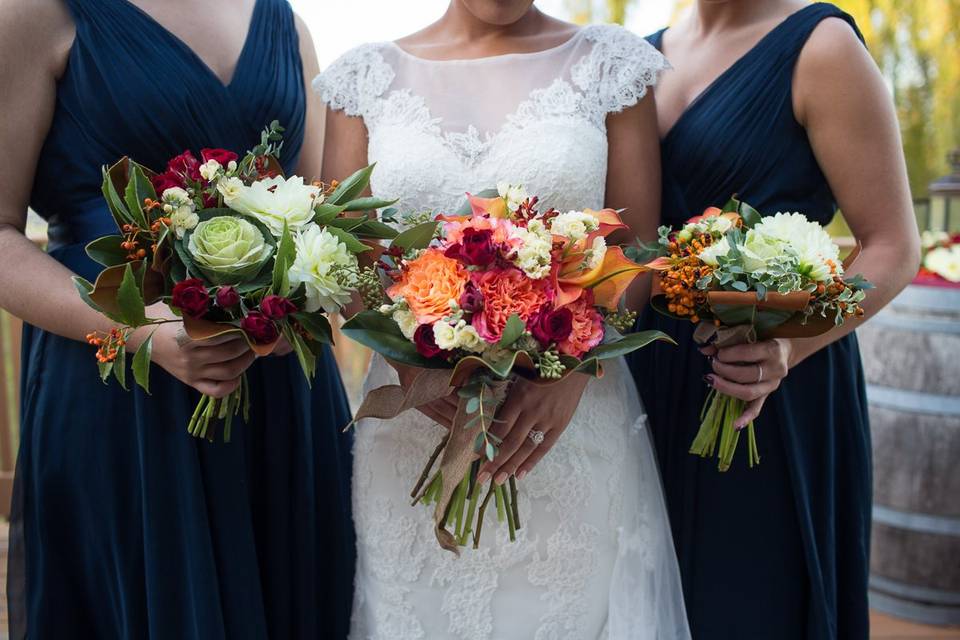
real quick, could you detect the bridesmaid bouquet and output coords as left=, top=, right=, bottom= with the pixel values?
left=76, top=122, right=397, bottom=441
left=342, top=184, right=671, bottom=552
left=644, top=197, right=870, bottom=471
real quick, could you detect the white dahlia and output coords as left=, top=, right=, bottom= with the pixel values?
left=287, top=223, right=358, bottom=313
left=223, top=175, right=320, bottom=237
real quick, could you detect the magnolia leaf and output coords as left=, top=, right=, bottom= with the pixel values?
left=132, top=329, right=155, bottom=393
left=352, top=218, right=399, bottom=240
left=342, top=196, right=398, bottom=212
left=391, top=221, right=439, bottom=251
left=328, top=164, right=375, bottom=205
left=272, top=222, right=295, bottom=295
left=292, top=312, right=333, bottom=345
left=314, top=203, right=348, bottom=225
left=584, top=330, right=675, bottom=361
left=85, top=235, right=129, bottom=267
left=326, top=216, right=368, bottom=232
left=326, top=226, right=371, bottom=254
left=341, top=310, right=444, bottom=369
left=113, top=341, right=128, bottom=390
left=102, top=162, right=134, bottom=230
left=498, top=314, right=525, bottom=349
left=123, top=163, right=156, bottom=229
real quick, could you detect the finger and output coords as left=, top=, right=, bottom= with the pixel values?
left=706, top=374, right=775, bottom=403
left=190, top=338, right=252, bottom=364
left=711, top=359, right=762, bottom=385
left=487, top=395, right=524, bottom=443
left=715, top=342, right=769, bottom=364
left=200, top=351, right=258, bottom=381
left=493, top=430, right=542, bottom=483
left=698, top=344, right=718, bottom=357
left=193, top=377, right=242, bottom=399
left=516, top=428, right=562, bottom=478
left=483, top=411, right=534, bottom=481
left=735, top=396, right=767, bottom=430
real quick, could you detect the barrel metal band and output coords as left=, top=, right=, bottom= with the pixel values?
left=870, top=574, right=960, bottom=606
left=867, top=384, right=960, bottom=417
left=873, top=504, right=960, bottom=536
left=869, top=589, right=960, bottom=626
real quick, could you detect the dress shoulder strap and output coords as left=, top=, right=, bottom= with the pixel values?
left=775, top=3, right=866, bottom=61
left=313, top=43, right=394, bottom=118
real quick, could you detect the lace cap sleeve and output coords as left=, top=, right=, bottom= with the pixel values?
left=312, top=43, right=395, bottom=117
left=573, top=24, right=670, bottom=116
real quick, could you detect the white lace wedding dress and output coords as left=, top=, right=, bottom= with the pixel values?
left=316, top=24, right=690, bottom=640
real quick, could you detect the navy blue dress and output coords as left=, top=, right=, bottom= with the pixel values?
left=9, top=1, right=355, bottom=638
left=629, top=5, right=871, bottom=639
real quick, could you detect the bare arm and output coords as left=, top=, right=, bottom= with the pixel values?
left=293, top=14, right=325, bottom=182
left=605, top=90, right=661, bottom=311
left=0, top=0, right=256, bottom=398
left=707, top=18, right=920, bottom=427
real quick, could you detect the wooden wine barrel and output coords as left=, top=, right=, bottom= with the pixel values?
left=857, top=284, right=960, bottom=626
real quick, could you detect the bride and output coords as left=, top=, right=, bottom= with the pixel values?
left=316, top=2, right=689, bottom=638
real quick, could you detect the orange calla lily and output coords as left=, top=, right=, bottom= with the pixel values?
left=555, top=246, right=647, bottom=310
left=468, top=193, right=509, bottom=219
left=587, top=208, right=630, bottom=237
left=687, top=206, right=723, bottom=224
left=644, top=256, right=673, bottom=271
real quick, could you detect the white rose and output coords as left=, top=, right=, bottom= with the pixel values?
left=216, top=177, right=245, bottom=202
left=549, top=210, right=600, bottom=242
left=924, top=245, right=960, bottom=283
left=433, top=323, right=458, bottom=350
left=223, top=175, right=320, bottom=237
left=698, top=235, right=731, bottom=267
left=287, top=223, right=358, bottom=313
left=393, top=308, right=418, bottom=340
left=455, top=323, right=485, bottom=353
left=497, top=182, right=528, bottom=211
left=199, top=159, right=222, bottom=182
left=585, top=236, right=607, bottom=270
left=168, top=206, right=199, bottom=239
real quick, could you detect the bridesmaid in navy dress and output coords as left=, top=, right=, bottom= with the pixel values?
left=630, top=2, right=919, bottom=638
left=0, top=0, right=354, bottom=637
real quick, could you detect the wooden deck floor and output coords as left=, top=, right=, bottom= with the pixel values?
left=0, top=522, right=954, bottom=638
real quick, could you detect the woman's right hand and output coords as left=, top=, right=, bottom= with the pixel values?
left=149, top=323, right=257, bottom=398
left=392, top=362, right=460, bottom=429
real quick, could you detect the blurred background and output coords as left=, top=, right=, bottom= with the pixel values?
left=1, top=0, right=958, bottom=636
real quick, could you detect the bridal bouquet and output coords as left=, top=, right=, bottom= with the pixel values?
left=644, top=198, right=870, bottom=471
left=76, top=122, right=397, bottom=441
left=343, top=184, right=671, bottom=552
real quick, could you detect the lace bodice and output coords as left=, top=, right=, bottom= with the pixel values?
left=314, top=24, right=667, bottom=216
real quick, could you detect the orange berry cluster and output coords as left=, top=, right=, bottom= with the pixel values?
left=120, top=223, right=147, bottom=261
left=818, top=262, right=865, bottom=318
left=660, top=233, right=715, bottom=324
left=86, top=327, right=127, bottom=363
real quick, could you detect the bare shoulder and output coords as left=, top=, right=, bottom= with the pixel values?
left=0, top=0, right=74, bottom=77
left=292, top=12, right=319, bottom=65
left=793, top=16, right=881, bottom=123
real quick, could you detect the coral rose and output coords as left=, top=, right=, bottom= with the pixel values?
left=471, top=267, right=551, bottom=343
left=388, top=249, right=469, bottom=324
left=557, top=294, right=604, bottom=358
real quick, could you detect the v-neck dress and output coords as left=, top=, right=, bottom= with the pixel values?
left=8, top=1, right=355, bottom=638
left=627, top=5, right=871, bottom=639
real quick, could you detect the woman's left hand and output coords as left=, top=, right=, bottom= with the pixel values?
left=702, top=338, right=794, bottom=430
left=477, top=373, right=590, bottom=486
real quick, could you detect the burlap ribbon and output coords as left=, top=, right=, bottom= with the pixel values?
left=353, top=367, right=510, bottom=554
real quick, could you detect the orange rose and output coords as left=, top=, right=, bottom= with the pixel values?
left=388, top=249, right=469, bottom=324
left=472, top=267, right=552, bottom=342
left=557, top=294, right=604, bottom=358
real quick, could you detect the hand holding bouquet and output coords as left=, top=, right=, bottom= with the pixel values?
left=645, top=197, right=870, bottom=471
left=343, top=184, right=672, bottom=553
left=76, top=122, right=397, bottom=441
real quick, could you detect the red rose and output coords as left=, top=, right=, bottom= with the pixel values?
left=171, top=278, right=210, bottom=319
left=215, top=286, right=240, bottom=308
left=241, top=312, right=279, bottom=345
left=260, top=295, right=297, bottom=320
left=445, top=228, right=496, bottom=266
left=167, top=150, right=201, bottom=182
left=528, top=306, right=573, bottom=346
left=458, top=281, right=484, bottom=314
left=151, top=170, right=183, bottom=195
left=413, top=324, right=445, bottom=359
left=200, top=148, right=238, bottom=166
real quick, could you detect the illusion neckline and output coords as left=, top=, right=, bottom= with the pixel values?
left=387, top=26, right=585, bottom=65
left=115, top=0, right=264, bottom=88
left=655, top=3, right=820, bottom=142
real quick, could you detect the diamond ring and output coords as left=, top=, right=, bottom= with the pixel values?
left=528, top=430, right=545, bottom=446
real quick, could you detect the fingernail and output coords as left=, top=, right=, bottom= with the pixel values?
left=702, top=374, right=714, bottom=387
left=517, top=470, right=527, bottom=481
left=494, top=472, right=508, bottom=486
left=477, top=472, right=491, bottom=485
left=734, top=422, right=746, bottom=432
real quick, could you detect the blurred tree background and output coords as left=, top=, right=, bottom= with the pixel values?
left=567, top=0, right=960, bottom=199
